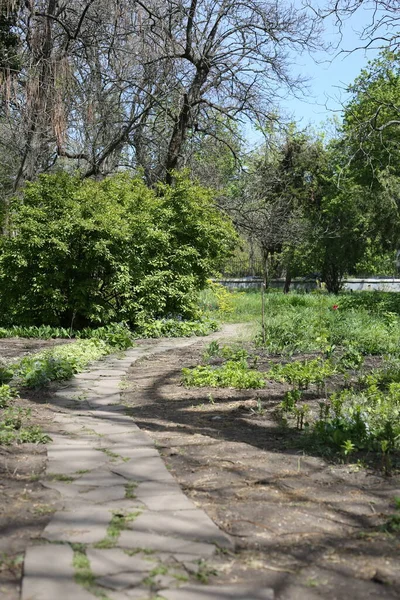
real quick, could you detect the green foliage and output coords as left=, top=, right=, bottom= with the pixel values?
left=199, top=287, right=261, bottom=323
left=339, top=291, right=400, bottom=315
left=135, top=317, right=218, bottom=338
left=0, top=171, right=236, bottom=328
left=205, top=281, right=234, bottom=313
left=182, top=360, right=266, bottom=389
left=268, top=359, right=336, bottom=390
left=0, top=384, right=13, bottom=408
left=247, top=291, right=400, bottom=356
left=78, top=323, right=134, bottom=350
left=13, top=340, right=110, bottom=388
left=0, top=405, right=51, bottom=445
left=281, top=389, right=302, bottom=412
left=308, top=365, right=400, bottom=457
left=0, top=360, right=13, bottom=384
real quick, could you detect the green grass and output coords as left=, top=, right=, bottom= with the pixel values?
left=200, top=287, right=400, bottom=356
left=195, top=287, right=400, bottom=468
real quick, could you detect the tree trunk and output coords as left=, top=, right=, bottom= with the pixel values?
left=284, top=268, right=292, bottom=293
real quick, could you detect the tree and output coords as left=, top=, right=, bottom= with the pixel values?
left=0, top=0, right=322, bottom=199
left=342, top=50, right=400, bottom=187
left=0, top=171, right=237, bottom=327
left=230, top=129, right=326, bottom=289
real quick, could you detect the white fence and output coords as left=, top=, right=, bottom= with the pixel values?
left=216, top=277, right=400, bottom=292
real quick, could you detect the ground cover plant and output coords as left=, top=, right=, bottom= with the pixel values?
left=193, top=287, right=400, bottom=470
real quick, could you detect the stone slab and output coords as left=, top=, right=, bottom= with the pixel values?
left=43, top=504, right=113, bottom=544
left=111, top=459, right=175, bottom=483
left=77, top=485, right=127, bottom=504
left=160, top=584, right=274, bottom=600
left=21, top=544, right=94, bottom=600
left=128, top=510, right=233, bottom=549
left=70, top=468, right=127, bottom=487
left=137, top=490, right=197, bottom=511
left=87, top=547, right=153, bottom=577
left=118, top=530, right=216, bottom=557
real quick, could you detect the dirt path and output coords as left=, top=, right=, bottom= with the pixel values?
left=122, top=327, right=400, bottom=600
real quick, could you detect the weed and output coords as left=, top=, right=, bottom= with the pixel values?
left=249, top=398, right=265, bottom=416
left=182, top=361, right=265, bottom=389
left=268, top=359, right=336, bottom=390
left=47, top=473, right=75, bottom=482
left=194, top=560, right=218, bottom=584
left=72, top=545, right=109, bottom=599
left=95, top=447, right=121, bottom=462
left=281, top=390, right=302, bottom=413
left=125, top=482, right=138, bottom=499
left=94, top=511, right=140, bottom=549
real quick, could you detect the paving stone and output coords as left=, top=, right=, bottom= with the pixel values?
left=107, top=589, right=151, bottom=600
left=78, top=485, right=127, bottom=503
left=73, top=372, right=105, bottom=380
left=87, top=547, right=153, bottom=578
left=109, top=445, right=160, bottom=460
left=128, top=510, right=233, bottom=549
left=118, top=530, right=216, bottom=557
left=111, top=458, right=176, bottom=483
left=159, top=584, right=274, bottom=600
left=96, top=571, right=146, bottom=590
left=41, top=480, right=94, bottom=500
left=87, top=395, right=122, bottom=408
left=76, top=418, right=138, bottom=436
left=47, top=442, right=107, bottom=474
left=70, top=467, right=127, bottom=487
left=91, top=369, right=128, bottom=377
left=137, top=490, right=197, bottom=511
left=135, top=481, right=181, bottom=496
left=43, top=504, right=112, bottom=543
left=21, top=544, right=94, bottom=600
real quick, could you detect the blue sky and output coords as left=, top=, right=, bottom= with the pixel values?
left=281, top=3, right=381, bottom=129
left=245, top=2, right=382, bottom=145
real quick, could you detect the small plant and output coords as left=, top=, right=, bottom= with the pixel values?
left=0, top=384, right=14, bottom=408
left=381, top=497, right=400, bottom=533
left=203, top=341, right=220, bottom=360
left=182, top=361, right=266, bottom=389
left=249, top=398, right=265, bottom=416
left=281, top=389, right=302, bottom=413
left=136, top=317, right=218, bottom=338
left=341, top=439, right=356, bottom=458
left=338, top=347, right=364, bottom=371
left=269, top=359, right=336, bottom=390
left=94, top=511, right=140, bottom=549
left=293, top=404, right=310, bottom=430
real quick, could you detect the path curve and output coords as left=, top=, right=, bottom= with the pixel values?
left=21, top=325, right=274, bottom=600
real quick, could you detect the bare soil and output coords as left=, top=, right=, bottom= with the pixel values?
left=122, top=340, right=400, bottom=600
left=0, top=339, right=72, bottom=600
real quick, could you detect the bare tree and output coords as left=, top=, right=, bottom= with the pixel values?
left=0, top=0, right=323, bottom=195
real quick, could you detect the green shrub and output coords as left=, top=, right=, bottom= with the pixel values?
left=0, top=384, right=14, bottom=408
left=136, top=318, right=218, bottom=338
left=14, top=340, right=110, bottom=388
left=268, top=359, right=336, bottom=390
left=0, top=172, right=236, bottom=328
left=182, top=360, right=266, bottom=389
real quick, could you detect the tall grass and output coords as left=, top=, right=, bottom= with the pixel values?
left=199, top=287, right=400, bottom=356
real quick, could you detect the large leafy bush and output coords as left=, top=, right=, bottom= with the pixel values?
left=0, top=172, right=236, bottom=327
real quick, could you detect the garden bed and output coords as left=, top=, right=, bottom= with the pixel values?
left=122, top=339, right=400, bottom=600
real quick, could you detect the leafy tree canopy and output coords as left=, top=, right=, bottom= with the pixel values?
left=0, top=171, right=237, bottom=328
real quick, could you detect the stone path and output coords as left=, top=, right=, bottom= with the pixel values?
left=21, top=328, right=274, bottom=600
